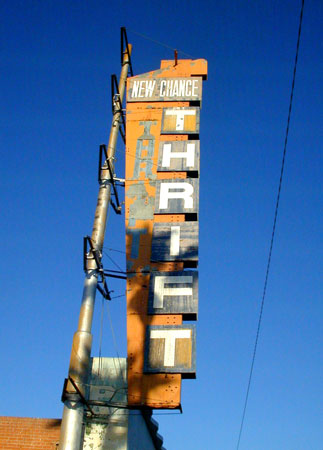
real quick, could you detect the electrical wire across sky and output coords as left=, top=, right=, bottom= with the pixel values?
left=236, top=1, right=305, bottom=448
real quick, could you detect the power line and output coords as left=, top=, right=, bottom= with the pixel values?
left=127, top=29, right=194, bottom=58
left=236, top=1, right=305, bottom=448
left=104, top=247, right=126, bottom=254
left=110, top=293, right=125, bottom=300
left=103, top=249, right=124, bottom=272
left=98, top=296, right=105, bottom=377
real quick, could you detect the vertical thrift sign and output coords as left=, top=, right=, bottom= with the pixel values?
left=125, top=59, right=207, bottom=408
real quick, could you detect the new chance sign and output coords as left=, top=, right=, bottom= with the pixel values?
left=125, top=58, right=207, bottom=408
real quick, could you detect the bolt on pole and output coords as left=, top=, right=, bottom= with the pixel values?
left=59, top=44, right=132, bottom=450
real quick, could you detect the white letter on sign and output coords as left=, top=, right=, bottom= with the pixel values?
left=160, top=80, right=166, bottom=97
left=153, top=275, right=193, bottom=309
left=161, top=142, right=195, bottom=168
left=131, top=81, right=140, bottom=98
left=145, top=80, right=156, bottom=97
left=159, top=182, right=194, bottom=210
left=185, top=80, right=192, bottom=96
left=170, top=225, right=180, bottom=256
left=165, top=109, right=196, bottom=131
left=192, top=79, right=199, bottom=97
left=150, top=329, right=191, bottom=366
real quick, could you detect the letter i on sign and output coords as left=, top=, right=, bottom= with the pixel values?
left=170, top=226, right=180, bottom=256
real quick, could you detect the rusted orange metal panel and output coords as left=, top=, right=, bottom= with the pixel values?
left=126, top=59, right=207, bottom=408
left=159, top=59, right=208, bottom=79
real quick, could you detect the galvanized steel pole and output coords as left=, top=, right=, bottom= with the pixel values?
left=59, top=44, right=132, bottom=450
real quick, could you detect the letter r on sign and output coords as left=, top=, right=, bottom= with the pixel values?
left=159, top=182, right=194, bottom=210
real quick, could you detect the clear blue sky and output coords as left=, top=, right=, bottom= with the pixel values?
left=1, top=1, right=322, bottom=449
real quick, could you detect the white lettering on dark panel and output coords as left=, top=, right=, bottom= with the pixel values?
left=128, top=78, right=202, bottom=102
left=150, top=329, right=191, bottom=366
left=159, top=182, right=194, bottom=210
left=170, top=226, right=180, bottom=256
left=153, top=275, right=193, bottom=309
left=159, top=79, right=199, bottom=98
left=161, top=142, right=195, bottom=168
left=131, top=80, right=156, bottom=98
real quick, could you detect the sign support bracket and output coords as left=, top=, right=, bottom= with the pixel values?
left=58, top=32, right=132, bottom=448
left=83, top=236, right=112, bottom=300
left=98, top=144, right=122, bottom=214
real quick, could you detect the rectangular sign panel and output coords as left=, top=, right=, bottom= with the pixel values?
left=127, top=77, right=202, bottom=102
left=154, top=179, right=199, bottom=214
left=148, top=270, right=198, bottom=319
left=157, top=140, right=200, bottom=173
left=151, top=222, right=199, bottom=262
left=161, top=107, right=200, bottom=134
left=126, top=58, right=207, bottom=408
left=144, top=325, right=196, bottom=377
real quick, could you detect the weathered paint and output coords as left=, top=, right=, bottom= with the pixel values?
left=157, top=140, right=200, bottom=173
left=132, top=58, right=208, bottom=80
left=126, top=58, right=207, bottom=408
left=154, top=179, right=199, bottom=214
left=161, top=107, right=200, bottom=134
left=151, top=222, right=199, bottom=262
left=144, top=325, right=196, bottom=376
left=125, top=109, right=183, bottom=408
left=148, top=270, right=198, bottom=319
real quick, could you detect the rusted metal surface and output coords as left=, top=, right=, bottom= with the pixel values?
left=126, top=58, right=207, bottom=408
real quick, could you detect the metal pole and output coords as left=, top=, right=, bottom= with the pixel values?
left=59, top=44, right=132, bottom=450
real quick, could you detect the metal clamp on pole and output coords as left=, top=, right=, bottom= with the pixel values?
left=83, top=236, right=111, bottom=300
left=83, top=235, right=102, bottom=272
left=61, top=377, right=95, bottom=417
left=98, top=144, right=122, bottom=214
left=111, top=74, right=126, bottom=143
left=103, top=269, right=127, bottom=280
left=121, top=27, right=133, bottom=76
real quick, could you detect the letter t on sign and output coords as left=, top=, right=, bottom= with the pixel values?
left=144, top=325, right=196, bottom=375
left=150, top=329, right=191, bottom=366
left=161, top=107, right=200, bottom=134
left=165, top=109, right=195, bottom=131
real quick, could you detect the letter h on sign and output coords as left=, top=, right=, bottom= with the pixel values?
left=157, top=141, right=200, bottom=173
